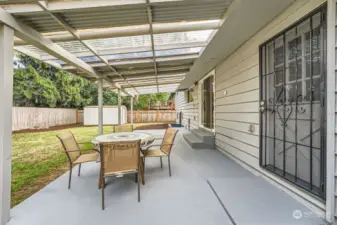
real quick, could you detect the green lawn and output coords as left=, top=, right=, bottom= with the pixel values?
left=11, top=124, right=157, bottom=206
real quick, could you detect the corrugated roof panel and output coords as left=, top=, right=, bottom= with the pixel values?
left=62, top=6, right=148, bottom=30
left=153, top=30, right=214, bottom=46
left=15, top=13, right=66, bottom=33
left=57, top=41, right=88, bottom=53
left=155, top=47, right=202, bottom=57
left=152, top=0, right=232, bottom=23
left=87, top=35, right=151, bottom=51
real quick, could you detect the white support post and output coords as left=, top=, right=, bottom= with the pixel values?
left=131, top=96, right=134, bottom=126
left=0, top=24, right=14, bottom=225
left=98, top=78, right=103, bottom=135
left=118, top=88, right=121, bottom=125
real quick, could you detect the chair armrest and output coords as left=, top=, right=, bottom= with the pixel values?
left=66, top=149, right=100, bottom=153
left=65, top=150, right=81, bottom=153
left=78, top=142, right=99, bottom=151
left=143, top=144, right=173, bottom=151
left=78, top=142, right=93, bottom=145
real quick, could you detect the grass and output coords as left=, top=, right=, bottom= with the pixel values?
left=11, top=123, right=158, bottom=207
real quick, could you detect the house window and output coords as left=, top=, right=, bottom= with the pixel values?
left=186, top=89, right=194, bottom=103
left=259, top=6, right=326, bottom=199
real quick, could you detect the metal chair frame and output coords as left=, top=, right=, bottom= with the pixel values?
left=142, top=128, right=178, bottom=176
left=99, top=140, right=141, bottom=210
left=57, top=131, right=99, bottom=189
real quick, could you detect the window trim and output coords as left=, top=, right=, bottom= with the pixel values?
left=198, top=69, right=215, bottom=133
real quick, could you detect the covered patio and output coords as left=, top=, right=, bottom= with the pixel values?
left=6, top=129, right=326, bottom=225
left=0, top=0, right=332, bottom=225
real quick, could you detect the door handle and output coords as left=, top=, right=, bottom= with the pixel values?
left=260, top=101, right=266, bottom=112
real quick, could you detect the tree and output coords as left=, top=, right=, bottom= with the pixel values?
left=13, top=54, right=174, bottom=110
left=13, top=66, right=60, bottom=107
left=14, top=54, right=119, bottom=109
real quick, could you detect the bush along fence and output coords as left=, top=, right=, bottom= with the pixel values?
left=127, top=110, right=176, bottom=123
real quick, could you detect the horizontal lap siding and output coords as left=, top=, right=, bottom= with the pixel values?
left=334, top=1, right=337, bottom=217
left=213, top=0, right=326, bottom=207
left=175, top=86, right=199, bottom=130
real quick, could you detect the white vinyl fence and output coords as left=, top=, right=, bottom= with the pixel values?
left=12, top=107, right=77, bottom=131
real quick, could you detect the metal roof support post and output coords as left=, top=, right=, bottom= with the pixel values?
left=131, top=96, right=134, bottom=126
left=98, top=78, right=104, bottom=135
left=0, top=24, right=14, bottom=225
left=118, top=88, right=121, bottom=125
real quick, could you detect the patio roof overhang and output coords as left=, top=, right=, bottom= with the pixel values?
left=0, top=0, right=233, bottom=96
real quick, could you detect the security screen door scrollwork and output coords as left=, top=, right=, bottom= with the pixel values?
left=260, top=8, right=326, bottom=199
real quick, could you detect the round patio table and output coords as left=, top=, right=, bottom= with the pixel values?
left=92, top=132, right=155, bottom=186
left=92, top=132, right=155, bottom=146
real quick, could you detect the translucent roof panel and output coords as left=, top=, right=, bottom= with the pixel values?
left=155, top=47, right=202, bottom=57
left=18, top=45, right=46, bottom=56
left=57, top=41, right=87, bottom=53
left=79, top=56, right=101, bottom=63
left=153, top=29, right=215, bottom=46
left=105, top=52, right=153, bottom=61
left=86, top=35, right=152, bottom=51
left=126, top=85, right=158, bottom=95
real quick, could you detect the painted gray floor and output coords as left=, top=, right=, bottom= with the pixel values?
left=7, top=129, right=327, bottom=225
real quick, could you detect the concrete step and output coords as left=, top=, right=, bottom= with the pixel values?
left=183, top=133, right=214, bottom=149
left=190, top=129, right=215, bottom=147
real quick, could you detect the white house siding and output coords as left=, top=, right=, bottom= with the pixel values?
left=175, top=86, right=199, bottom=130
left=332, top=0, right=337, bottom=219
left=213, top=0, right=327, bottom=213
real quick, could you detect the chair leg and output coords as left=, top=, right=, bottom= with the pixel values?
left=160, top=157, right=163, bottom=168
left=78, top=163, right=81, bottom=177
left=168, top=156, right=171, bottom=177
left=140, top=158, right=145, bottom=185
left=135, top=173, right=138, bottom=183
left=98, top=168, right=102, bottom=189
left=138, top=172, right=140, bottom=202
left=102, top=177, right=105, bottom=210
left=68, top=165, right=73, bottom=189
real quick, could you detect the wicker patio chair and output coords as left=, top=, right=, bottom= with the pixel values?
left=99, top=140, right=141, bottom=210
left=142, top=128, right=178, bottom=176
left=114, top=124, right=133, bottom=133
left=57, top=131, right=98, bottom=189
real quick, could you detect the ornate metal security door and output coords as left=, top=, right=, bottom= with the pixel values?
left=259, top=7, right=326, bottom=199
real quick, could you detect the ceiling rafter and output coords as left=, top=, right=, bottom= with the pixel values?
left=36, top=1, right=136, bottom=96
left=63, top=54, right=198, bottom=70
left=122, top=81, right=182, bottom=88
left=146, top=0, right=159, bottom=93
left=4, top=0, right=186, bottom=14
left=14, top=20, right=220, bottom=45
left=38, top=41, right=207, bottom=61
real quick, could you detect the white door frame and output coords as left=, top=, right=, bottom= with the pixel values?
left=198, top=69, right=215, bottom=133
left=325, top=0, right=335, bottom=223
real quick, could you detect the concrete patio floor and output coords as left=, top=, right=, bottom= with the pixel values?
left=7, top=129, right=327, bottom=225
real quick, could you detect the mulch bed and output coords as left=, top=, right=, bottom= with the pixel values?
left=13, top=123, right=85, bottom=134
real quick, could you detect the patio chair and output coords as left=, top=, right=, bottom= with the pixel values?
left=57, top=131, right=98, bottom=189
left=99, top=140, right=141, bottom=210
left=142, top=128, right=178, bottom=176
left=114, top=124, right=133, bottom=133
